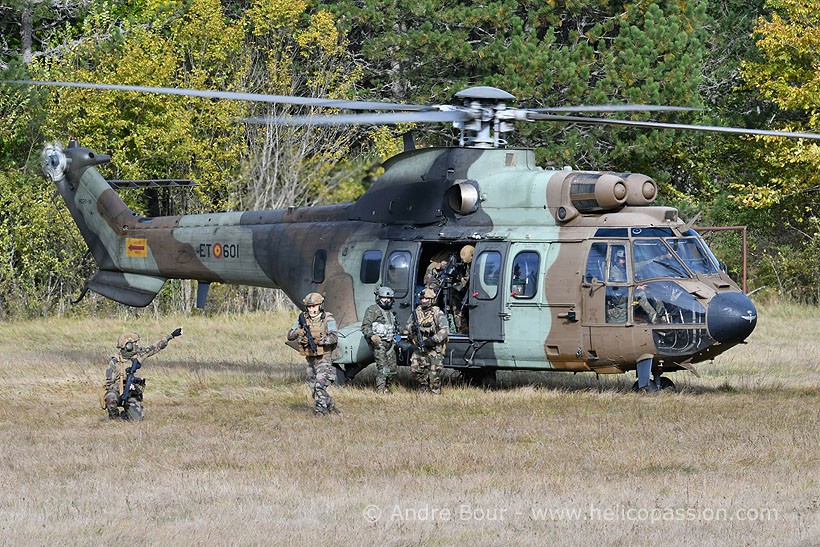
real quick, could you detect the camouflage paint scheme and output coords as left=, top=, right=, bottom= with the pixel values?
left=51, top=140, right=757, bottom=380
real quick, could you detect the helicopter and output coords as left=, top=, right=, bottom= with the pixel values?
left=8, top=79, right=820, bottom=392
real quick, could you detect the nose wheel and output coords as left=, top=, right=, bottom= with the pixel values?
left=632, top=376, right=676, bottom=393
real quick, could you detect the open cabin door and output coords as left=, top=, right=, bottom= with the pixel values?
left=467, top=241, right=509, bottom=341
left=383, top=240, right=421, bottom=325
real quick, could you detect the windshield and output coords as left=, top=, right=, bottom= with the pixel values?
left=664, top=237, right=718, bottom=275
left=632, top=239, right=690, bottom=281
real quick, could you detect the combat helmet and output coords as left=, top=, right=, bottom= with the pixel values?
left=116, top=332, right=140, bottom=354
left=303, top=292, right=324, bottom=306
left=460, top=244, right=475, bottom=264
left=419, top=288, right=436, bottom=308
left=376, top=286, right=395, bottom=309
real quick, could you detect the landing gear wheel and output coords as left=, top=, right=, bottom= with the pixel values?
left=659, top=376, right=676, bottom=392
left=631, top=377, right=676, bottom=393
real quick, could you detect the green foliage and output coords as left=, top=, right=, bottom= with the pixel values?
left=325, top=0, right=710, bottom=176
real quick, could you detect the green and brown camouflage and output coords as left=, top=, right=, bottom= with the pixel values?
left=48, top=136, right=757, bottom=388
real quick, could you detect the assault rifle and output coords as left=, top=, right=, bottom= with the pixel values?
left=298, top=312, right=318, bottom=354
left=120, top=358, right=145, bottom=406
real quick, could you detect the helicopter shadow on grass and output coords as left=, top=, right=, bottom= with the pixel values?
left=341, top=363, right=813, bottom=397
left=342, top=363, right=644, bottom=394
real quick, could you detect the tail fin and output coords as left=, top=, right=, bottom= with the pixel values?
left=45, top=140, right=166, bottom=306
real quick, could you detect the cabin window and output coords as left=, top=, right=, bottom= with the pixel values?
left=360, top=250, right=382, bottom=283
left=511, top=251, right=539, bottom=299
left=585, top=243, right=607, bottom=282
left=475, top=250, right=501, bottom=300
left=607, top=244, right=629, bottom=283
left=312, top=249, right=327, bottom=283
left=386, top=251, right=412, bottom=297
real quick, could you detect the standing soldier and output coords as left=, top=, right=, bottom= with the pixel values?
left=361, top=286, right=399, bottom=394
left=287, top=292, right=341, bottom=416
left=103, top=327, right=183, bottom=420
left=404, top=288, right=450, bottom=394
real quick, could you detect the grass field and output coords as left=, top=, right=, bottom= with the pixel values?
left=1, top=301, right=819, bottom=545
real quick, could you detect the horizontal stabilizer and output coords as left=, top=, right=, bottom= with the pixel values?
left=87, top=270, right=166, bottom=307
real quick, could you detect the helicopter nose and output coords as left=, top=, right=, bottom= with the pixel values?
left=706, top=292, right=757, bottom=343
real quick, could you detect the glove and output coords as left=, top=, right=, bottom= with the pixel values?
left=422, top=337, right=436, bottom=349
left=294, top=327, right=306, bottom=337
left=171, top=327, right=183, bottom=338
left=370, top=335, right=382, bottom=345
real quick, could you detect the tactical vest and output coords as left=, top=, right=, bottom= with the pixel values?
left=416, top=306, right=438, bottom=337
left=371, top=308, right=397, bottom=339
left=301, top=314, right=329, bottom=357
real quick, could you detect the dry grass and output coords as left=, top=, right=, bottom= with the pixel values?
left=1, top=302, right=819, bottom=545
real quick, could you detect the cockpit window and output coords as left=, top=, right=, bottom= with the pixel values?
left=632, top=281, right=705, bottom=325
left=585, top=243, right=607, bottom=282
left=633, top=239, right=690, bottom=281
left=607, top=244, right=629, bottom=283
left=664, top=238, right=718, bottom=274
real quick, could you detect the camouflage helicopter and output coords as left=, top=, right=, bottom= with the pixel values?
left=9, top=79, right=820, bottom=391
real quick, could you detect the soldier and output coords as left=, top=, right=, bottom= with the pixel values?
left=361, top=286, right=399, bottom=394
left=404, top=288, right=450, bottom=394
left=423, top=257, right=449, bottom=293
left=103, top=327, right=182, bottom=420
left=287, top=292, right=340, bottom=416
left=633, top=284, right=668, bottom=323
left=452, top=244, right=474, bottom=332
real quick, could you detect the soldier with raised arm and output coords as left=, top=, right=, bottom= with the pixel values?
left=103, top=327, right=182, bottom=420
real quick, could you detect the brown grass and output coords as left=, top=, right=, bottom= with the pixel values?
left=1, top=302, right=819, bottom=545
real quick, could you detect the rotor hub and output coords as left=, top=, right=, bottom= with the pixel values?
left=41, top=143, right=68, bottom=182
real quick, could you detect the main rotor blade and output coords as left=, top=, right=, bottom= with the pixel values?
left=530, top=105, right=704, bottom=113
left=527, top=113, right=820, bottom=140
left=3, top=80, right=431, bottom=111
left=240, top=111, right=470, bottom=126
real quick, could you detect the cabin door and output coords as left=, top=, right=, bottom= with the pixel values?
left=581, top=240, right=632, bottom=367
left=467, top=241, right=509, bottom=341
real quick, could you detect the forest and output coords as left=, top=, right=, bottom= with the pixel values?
left=1, top=0, right=819, bottom=318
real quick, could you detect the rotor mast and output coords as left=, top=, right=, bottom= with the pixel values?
left=452, top=87, right=518, bottom=149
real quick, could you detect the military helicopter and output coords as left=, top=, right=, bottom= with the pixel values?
left=9, top=79, right=820, bottom=391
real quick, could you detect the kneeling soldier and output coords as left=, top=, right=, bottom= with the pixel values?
left=103, top=328, right=182, bottom=420
left=362, top=286, right=399, bottom=394
left=287, top=293, right=340, bottom=416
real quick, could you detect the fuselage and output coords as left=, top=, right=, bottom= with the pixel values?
left=53, top=141, right=757, bottom=375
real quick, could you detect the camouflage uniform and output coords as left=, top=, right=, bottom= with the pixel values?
left=404, top=291, right=450, bottom=394
left=361, top=301, right=398, bottom=393
left=104, top=330, right=179, bottom=420
left=423, top=259, right=448, bottom=293
left=288, top=294, right=339, bottom=416
left=633, top=285, right=667, bottom=323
